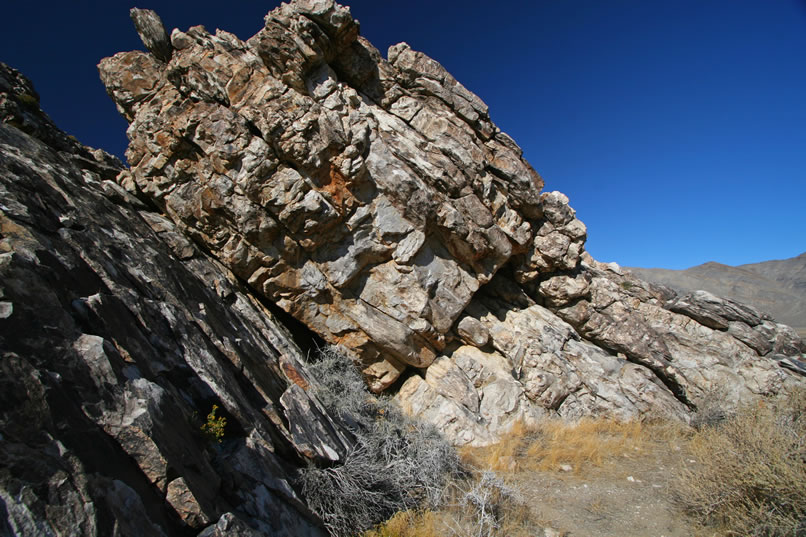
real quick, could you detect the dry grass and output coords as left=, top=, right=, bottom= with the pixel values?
left=363, top=472, right=539, bottom=537
left=364, top=416, right=697, bottom=537
left=673, top=391, right=806, bottom=537
left=363, top=510, right=440, bottom=537
left=461, top=417, right=661, bottom=475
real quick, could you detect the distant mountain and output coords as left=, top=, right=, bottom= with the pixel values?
left=629, top=252, right=806, bottom=337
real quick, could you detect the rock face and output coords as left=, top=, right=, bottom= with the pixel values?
left=2, top=3, right=806, bottom=534
left=1, top=61, right=346, bottom=536
left=97, top=3, right=584, bottom=395
left=94, top=1, right=806, bottom=447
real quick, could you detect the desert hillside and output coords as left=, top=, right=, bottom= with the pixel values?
left=629, top=252, right=806, bottom=337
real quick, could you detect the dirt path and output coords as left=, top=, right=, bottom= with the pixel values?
left=504, top=441, right=707, bottom=536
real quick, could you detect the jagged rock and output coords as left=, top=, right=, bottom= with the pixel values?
left=628, top=253, right=806, bottom=338
left=198, top=513, right=266, bottom=537
left=94, top=0, right=805, bottom=447
left=456, top=315, right=490, bottom=347
left=130, top=8, right=173, bottom=62
left=166, top=477, right=210, bottom=528
left=98, top=0, right=550, bottom=392
left=1, top=62, right=334, bottom=536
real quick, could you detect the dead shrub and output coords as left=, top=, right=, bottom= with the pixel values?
left=298, top=346, right=461, bottom=537
left=673, top=390, right=806, bottom=536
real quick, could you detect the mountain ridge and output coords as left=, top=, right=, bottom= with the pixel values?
left=628, top=252, right=806, bottom=336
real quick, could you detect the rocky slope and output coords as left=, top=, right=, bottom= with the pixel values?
left=1, top=1, right=805, bottom=535
left=1, top=61, right=347, bottom=536
left=629, top=252, right=806, bottom=337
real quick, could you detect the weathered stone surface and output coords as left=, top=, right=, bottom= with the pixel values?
left=94, top=0, right=805, bottom=448
left=1, top=62, right=334, bottom=536
left=198, top=513, right=267, bottom=537
left=130, top=8, right=173, bottom=62
left=396, top=375, right=497, bottom=447
left=548, top=257, right=804, bottom=410
left=98, top=0, right=548, bottom=391
left=166, top=477, right=210, bottom=528
left=456, top=315, right=490, bottom=347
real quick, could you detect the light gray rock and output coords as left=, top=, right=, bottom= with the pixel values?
left=396, top=375, right=496, bottom=447
left=456, top=316, right=490, bottom=347
left=424, top=357, right=480, bottom=413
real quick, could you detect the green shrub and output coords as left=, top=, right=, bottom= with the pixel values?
left=200, top=404, right=226, bottom=443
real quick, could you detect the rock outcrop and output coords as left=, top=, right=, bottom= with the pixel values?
left=1, top=61, right=346, bottom=536
left=2, top=2, right=805, bottom=534
left=96, top=0, right=805, bottom=446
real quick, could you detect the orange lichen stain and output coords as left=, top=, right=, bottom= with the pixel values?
left=319, top=163, right=355, bottom=213
left=281, top=360, right=310, bottom=390
left=199, top=186, right=224, bottom=213
left=155, top=131, right=174, bottom=151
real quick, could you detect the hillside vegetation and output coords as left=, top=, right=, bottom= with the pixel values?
left=359, top=389, right=806, bottom=537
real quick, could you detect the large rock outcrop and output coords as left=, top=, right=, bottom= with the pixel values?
left=92, top=2, right=806, bottom=446
left=99, top=3, right=555, bottom=395
left=96, top=1, right=805, bottom=445
left=1, top=61, right=348, bottom=536
left=3, top=2, right=805, bottom=534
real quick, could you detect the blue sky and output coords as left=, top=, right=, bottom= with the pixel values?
left=2, top=0, right=804, bottom=269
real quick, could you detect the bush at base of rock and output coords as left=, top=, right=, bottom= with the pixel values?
left=674, top=390, right=806, bottom=536
left=298, top=346, right=461, bottom=537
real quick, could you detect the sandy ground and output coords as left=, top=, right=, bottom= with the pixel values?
left=504, top=441, right=710, bottom=536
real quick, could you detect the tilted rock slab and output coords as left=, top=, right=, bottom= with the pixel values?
left=98, top=1, right=567, bottom=393
left=1, top=61, right=342, bottom=536
left=98, top=1, right=805, bottom=445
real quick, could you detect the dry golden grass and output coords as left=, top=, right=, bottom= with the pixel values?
left=460, top=417, right=661, bottom=475
left=364, top=416, right=708, bottom=537
left=362, top=472, right=540, bottom=537
left=673, top=391, right=806, bottom=537
left=363, top=510, right=440, bottom=537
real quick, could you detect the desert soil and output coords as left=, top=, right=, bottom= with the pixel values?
left=505, top=441, right=709, bottom=536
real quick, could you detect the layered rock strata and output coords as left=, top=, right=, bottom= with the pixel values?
left=1, top=61, right=346, bottom=536
left=97, top=1, right=806, bottom=445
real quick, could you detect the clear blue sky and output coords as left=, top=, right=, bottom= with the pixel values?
left=3, top=0, right=804, bottom=269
